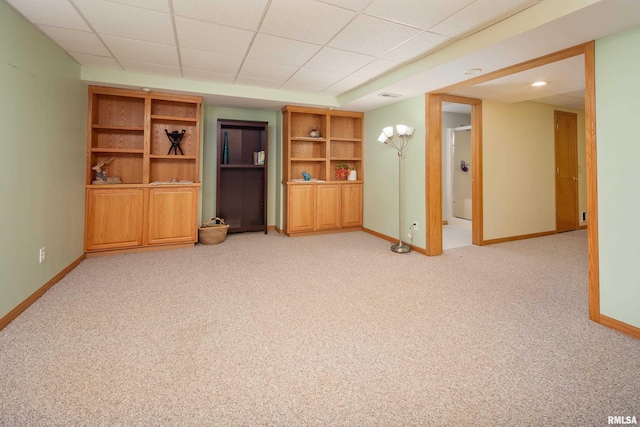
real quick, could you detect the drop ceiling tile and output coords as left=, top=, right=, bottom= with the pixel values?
left=288, top=67, right=346, bottom=88
left=37, top=25, right=110, bottom=56
left=384, top=31, right=450, bottom=61
left=69, top=52, right=121, bottom=69
left=364, top=0, right=475, bottom=30
left=321, top=74, right=369, bottom=95
left=183, top=68, right=236, bottom=84
left=352, top=57, right=401, bottom=78
left=181, top=48, right=243, bottom=74
left=175, top=16, right=254, bottom=56
left=429, top=0, right=539, bottom=38
left=103, top=35, right=179, bottom=66
left=6, top=0, right=90, bottom=31
left=305, top=47, right=376, bottom=74
left=259, top=0, right=356, bottom=45
left=316, top=0, right=374, bottom=12
left=120, top=61, right=181, bottom=77
left=235, top=76, right=285, bottom=89
left=246, top=34, right=321, bottom=67
left=328, top=14, right=421, bottom=57
left=104, top=0, right=170, bottom=13
left=73, top=0, right=175, bottom=45
left=239, top=58, right=298, bottom=81
left=173, top=0, right=269, bottom=31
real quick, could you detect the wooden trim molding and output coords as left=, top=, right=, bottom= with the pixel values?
left=362, top=227, right=427, bottom=255
left=482, top=230, right=557, bottom=246
left=584, top=40, right=600, bottom=323
left=0, top=254, right=85, bottom=331
left=287, top=227, right=362, bottom=238
left=427, top=94, right=482, bottom=255
left=599, top=315, right=640, bottom=340
left=425, top=93, right=443, bottom=256
left=86, top=243, right=193, bottom=257
left=441, top=94, right=483, bottom=247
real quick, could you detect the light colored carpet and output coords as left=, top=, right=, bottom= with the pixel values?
left=1, top=230, right=639, bottom=426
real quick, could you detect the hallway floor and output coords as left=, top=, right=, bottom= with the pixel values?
left=443, top=224, right=472, bottom=250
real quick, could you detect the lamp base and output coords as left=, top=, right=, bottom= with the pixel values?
left=391, top=243, right=412, bottom=254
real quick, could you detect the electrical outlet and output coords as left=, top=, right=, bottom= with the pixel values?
left=39, top=247, right=45, bottom=264
left=411, top=221, right=418, bottom=230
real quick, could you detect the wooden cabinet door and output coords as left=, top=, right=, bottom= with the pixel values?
left=341, top=184, right=363, bottom=228
left=316, top=184, right=340, bottom=230
left=288, top=185, right=315, bottom=233
left=85, top=188, right=144, bottom=251
left=147, top=187, right=197, bottom=245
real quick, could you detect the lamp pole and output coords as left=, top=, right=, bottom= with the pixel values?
left=378, top=125, right=414, bottom=253
left=391, top=149, right=410, bottom=253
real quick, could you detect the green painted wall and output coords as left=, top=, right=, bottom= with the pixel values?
left=201, top=106, right=281, bottom=229
left=364, top=96, right=426, bottom=250
left=596, top=25, right=640, bottom=329
left=0, top=0, right=86, bottom=320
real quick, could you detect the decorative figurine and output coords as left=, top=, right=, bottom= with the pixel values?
left=92, top=157, right=122, bottom=184
left=165, top=129, right=186, bottom=155
left=309, top=127, right=319, bottom=138
left=302, top=171, right=311, bottom=181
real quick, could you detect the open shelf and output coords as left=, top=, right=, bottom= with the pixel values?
left=291, top=111, right=326, bottom=139
left=331, top=114, right=363, bottom=140
left=217, top=119, right=268, bottom=234
left=151, top=99, right=198, bottom=120
left=91, top=93, right=145, bottom=128
left=89, top=152, right=144, bottom=184
left=150, top=120, right=198, bottom=156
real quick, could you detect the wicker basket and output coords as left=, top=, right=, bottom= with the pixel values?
left=198, top=217, right=229, bottom=245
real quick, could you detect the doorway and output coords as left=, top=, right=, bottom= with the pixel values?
left=442, top=104, right=473, bottom=249
left=555, top=110, right=579, bottom=232
left=425, top=42, right=600, bottom=324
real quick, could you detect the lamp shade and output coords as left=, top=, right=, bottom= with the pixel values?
left=378, top=132, right=388, bottom=143
left=382, top=126, right=394, bottom=138
left=396, top=124, right=407, bottom=135
left=406, top=126, right=415, bottom=136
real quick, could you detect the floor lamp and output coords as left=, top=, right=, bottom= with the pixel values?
left=378, top=124, right=414, bottom=253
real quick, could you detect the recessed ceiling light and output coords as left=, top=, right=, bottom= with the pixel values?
left=378, top=92, right=402, bottom=98
left=531, top=81, right=548, bottom=87
left=464, top=68, right=482, bottom=76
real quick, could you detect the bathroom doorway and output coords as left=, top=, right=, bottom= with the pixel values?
left=442, top=103, right=473, bottom=249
